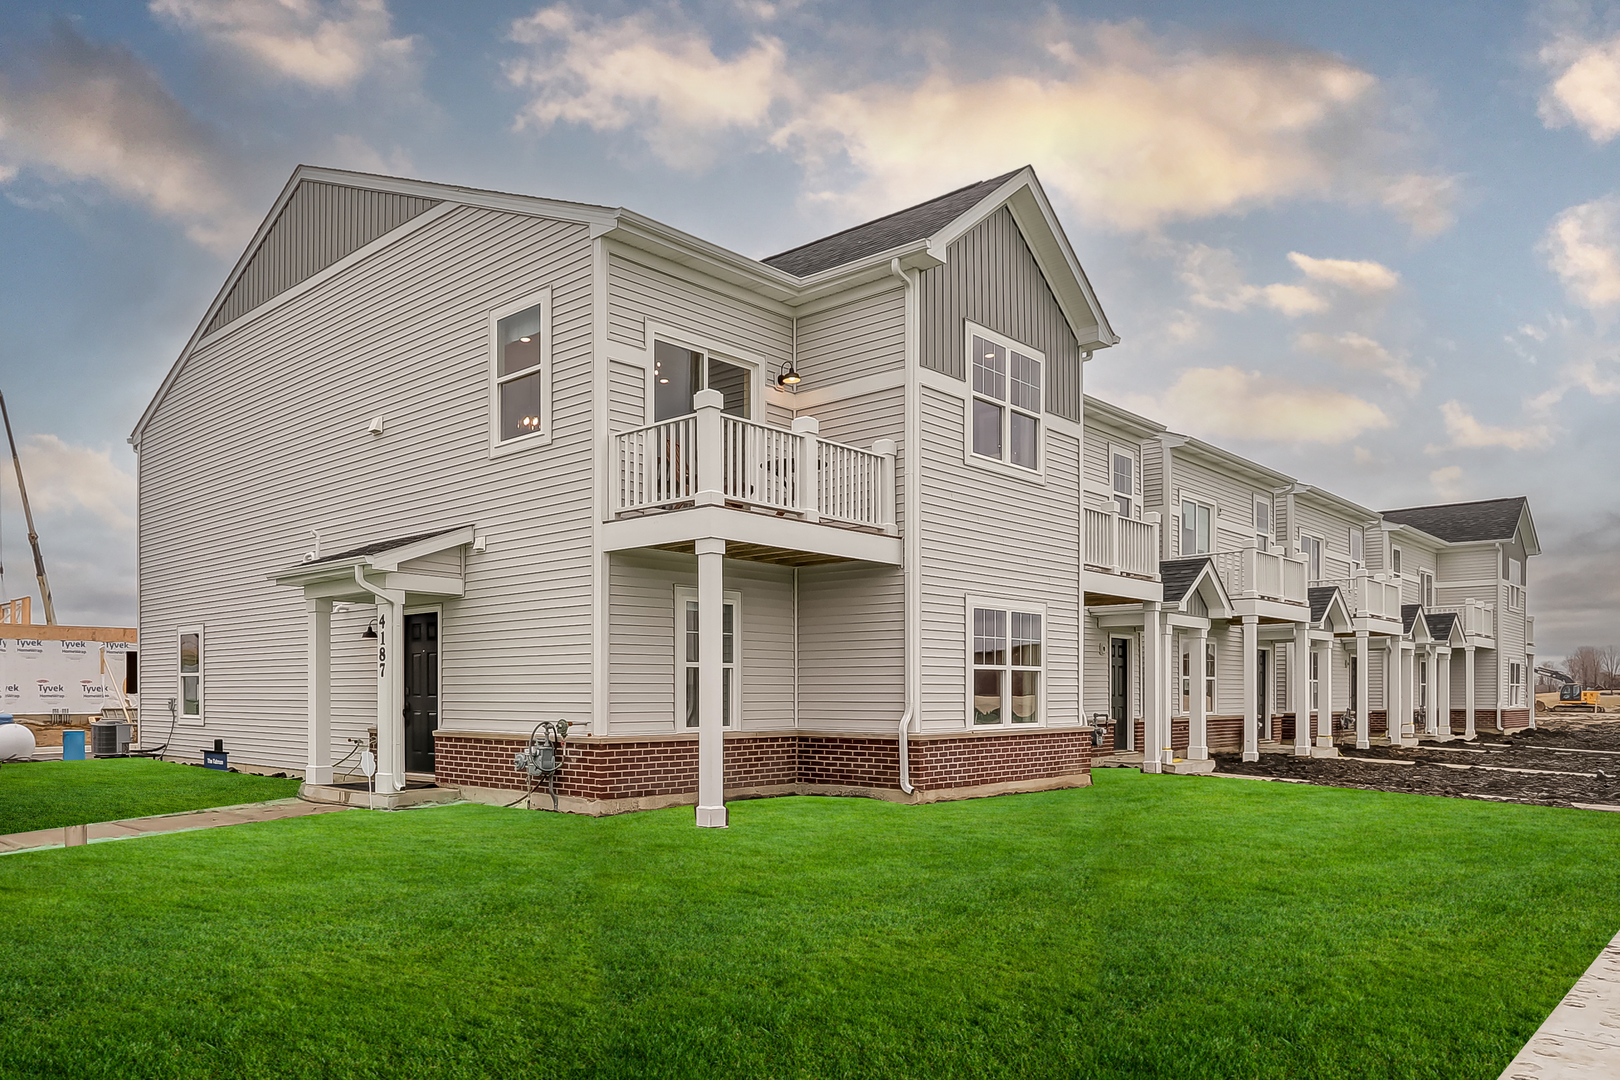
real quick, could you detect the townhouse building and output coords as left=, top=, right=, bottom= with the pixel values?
left=130, top=165, right=1537, bottom=822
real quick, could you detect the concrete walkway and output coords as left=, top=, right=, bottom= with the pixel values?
left=1501, top=928, right=1620, bottom=1078
left=0, top=798, right=351, bottom=856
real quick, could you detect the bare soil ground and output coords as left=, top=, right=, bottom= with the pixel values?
left=1212, top=716, right=1620, bottom=808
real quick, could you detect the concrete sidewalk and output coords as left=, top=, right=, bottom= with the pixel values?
left=0, top=798, right=351, bottom=855
left=1500, top=928, right=1620, bottom=1078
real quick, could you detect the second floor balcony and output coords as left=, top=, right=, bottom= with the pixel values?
left=1214, top=543, right=1308, bottom=610
left=605, top=389, right=901, bottom=566
left=1315, top=569, right=1404, bottom=629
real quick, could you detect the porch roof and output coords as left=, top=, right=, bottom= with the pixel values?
left=270, top=525, right=474, bottom=592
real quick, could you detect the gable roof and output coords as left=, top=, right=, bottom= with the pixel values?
left=1380, top=497, right=1532, bottom=547
left=1161, top=556, right=1212, bottom=605
left=1308, top=586, right=1339, bottom=625
left=762, top=171, right=1022, bottom=276
left=1425, top=611, right=1459, bottom=642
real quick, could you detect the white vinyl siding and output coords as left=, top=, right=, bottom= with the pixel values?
left=138, top=206, right=598, bottom=769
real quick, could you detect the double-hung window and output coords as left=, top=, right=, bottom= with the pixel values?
left=1510, top=662, right=1524, bottom=708
left=1180, top=498, right=1213, bottom=556
left=971, top=603, right=1043, bottom=725
left=969, top=329, right=1042, bottom=472
left=1300, top=534, right=1322, bottom=581
left=1253, top=498, right=1272, bottom=552
left=178, top=627, right=203, bottom=723
left=1349, top=526, right=1364, bottom=567
left=1419, top=570, right=1434, bottom=608
left=674, top=588, right=739, bottom=729
left=1391, top=545, right=1403, bottom=576
left=490, top=291, right=551, bottom=449
left=1310, top=651, right=1320, bottom=711
left=1111, top=448, right=1135, bottom=516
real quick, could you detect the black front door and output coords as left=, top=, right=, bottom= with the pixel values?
left=1257, top=649, right=1270, bottom=740
left=404, top=613, right=438, bottom=775
left=1110, top=638, right=1130, bottom=751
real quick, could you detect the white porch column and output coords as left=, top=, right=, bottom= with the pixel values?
left=792, top=416, right=821, bottom=523
left=374, top=599, right=407, bottom=795
left=1161, top=618, right=1175, bottom=767
left=1293, top=625, right=1312, bottom=757
left=1260, top=648, right=1273, bottom=743
left=1241, top=616, right=1259, bottom=762
left=1464, top=645, right=1477, bottom=740
left=1141, top=603, right=1164, bottom=773
left=693, top=389, right=725, bottom=507
left=1188, top=626, right=1209, bottom=760
left=696, top=538, right=727, bottom=827
left=305, top=598, right=333, bottom=786
left=1355, top=631, right=1371, bottom=750
left=1386, top=639, right=1404, bottom=747
left=1436, top=651, right=1453, bottom=741
left=1403, top=643, right=1417, bottom=740
left=1313, top=640, right=1337, bottom=756
left=1423, top=648, right=1438, bottom=737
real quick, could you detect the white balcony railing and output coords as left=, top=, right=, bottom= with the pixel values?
left=613, top=391, right=896, bottom=533
left=1083, top=507, right=1160, bottom=580
left=1213, top=544, right=1308, bottom=605
left=1317, top=569, right=1403, bottom=621
left=1431, top=599, right=1496, bottom=641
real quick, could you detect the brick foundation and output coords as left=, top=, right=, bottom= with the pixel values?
left=434, top=727, right=1092, bottom=815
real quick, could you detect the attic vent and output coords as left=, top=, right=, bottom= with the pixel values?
left=206, top=181, right=441, bottom=336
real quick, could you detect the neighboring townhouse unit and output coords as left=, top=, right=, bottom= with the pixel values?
left=1076, top=394, right=1539, bottom=772
left=131, top=165, right=1118, bottom=822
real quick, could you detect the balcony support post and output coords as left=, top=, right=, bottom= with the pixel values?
left=695, top=537, right=727, bottom=828
left=1188, top=625, right=1209, bottom=761
left=1313, top=639, right=1338, bottom=757
left=1293, top=623, right=1312, bottom=757
left=1241, top=616, right=1260, bottom=762
left=1464, top=645, right=1477, bottom=740
left=1355, top=631, right=1371, bottom=750
left=1141, top=602, right=1164, bottom=774
left=693, top=389, right=725, bottom=508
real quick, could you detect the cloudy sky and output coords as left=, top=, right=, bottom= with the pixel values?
left=0, top=0, right=1616, bottom=659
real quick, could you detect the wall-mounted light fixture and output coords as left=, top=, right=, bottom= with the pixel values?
left=776, top=360, right=801, bottom=388
left=362, top=619, right=379, bottom=640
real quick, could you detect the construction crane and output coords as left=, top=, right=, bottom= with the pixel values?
left=0, top=391, right=55, bottom=625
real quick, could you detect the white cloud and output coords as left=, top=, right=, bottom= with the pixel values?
left=1542, top=195, right=1620, bottom=309
left=1296, top=330, right=1423, bottom=392
left=1539, top=29, right=1620, bottom=142
left=1429, top=465, right=1465, bottom=500
left=1179, top=244, right=1328, bottom=315
left=1286, top=251, right=1400, bottom=293
left=505, top=10, right=1454, bottom=233
left=0, top=25, right=249, bottom=252
left=0, top=435, right=135, bottom=533
left=150, top=0, right=415, bottom=90
left=506, top=4, right=789, bottom=171
left=1435, top=400, right=1553, bottom=451
left=1123, top=366, right=1391, bottom=444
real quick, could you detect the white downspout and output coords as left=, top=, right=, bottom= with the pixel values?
left=890, top=256, right=920, bottom=796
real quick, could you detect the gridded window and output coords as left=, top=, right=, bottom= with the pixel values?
left=1112, top=451, right=1134, bottom=516
left=178, top=628, right=202, bottom=720
left=1181, top=499, right=1213, bottom=555
left=677, top=593, right=735, bottom=729
left=1254, top=498, right=1272, bottom=552
left=972, top=606, right=1042, bottom=725
left=970, top=333, right=1042, bottom=470
left=1391, top=546, right=1403, bottom=575
left=1310, top=650, right=1320, bottom=712
left=495, top=303, right=544, bottom=442
left=1204, top=643, right=1216, bottom=714
left=1510, top=662, right=1524, bottom=707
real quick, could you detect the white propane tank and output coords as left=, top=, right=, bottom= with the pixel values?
left=0, top=716, right=36, bottom=762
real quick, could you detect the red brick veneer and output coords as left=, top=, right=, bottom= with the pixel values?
left=434, top=727, right=1090, bottom=812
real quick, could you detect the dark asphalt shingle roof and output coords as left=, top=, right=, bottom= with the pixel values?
left=305, top=527, right=466, bottom=566
left=1401, top=603, right=1424, bottom=635
left=1308, top=586, right=1340, bottom=625
left=1380, top=496, right=1527, bottom=544
left=1426, top=611, right=1458, bottom=640
left=761, top=169, right=1024, bottom=277
left=1160, top=556, right=1212, bottom=605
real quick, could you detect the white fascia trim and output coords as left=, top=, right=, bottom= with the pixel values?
left=1167, top=431, right=1296, bottom=490
left=1083, top=395, right=1167, bottom=440
left=1293, top=484, right=1382, bottom=526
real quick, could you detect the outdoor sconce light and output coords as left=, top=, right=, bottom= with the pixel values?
left=776, top=360, right=801, bottom=388
left=362, top=619, right=379, bottom=640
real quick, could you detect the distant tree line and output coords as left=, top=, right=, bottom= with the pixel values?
left=1545, top=646, right=1620, bottom=692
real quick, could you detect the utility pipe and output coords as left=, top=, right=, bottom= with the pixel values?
left=0, top=392, right=56, bottom=624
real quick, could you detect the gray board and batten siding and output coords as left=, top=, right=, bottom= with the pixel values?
left=917, top=207, right=1084, bottom=423
left=205, top=181, right=442, bottom=336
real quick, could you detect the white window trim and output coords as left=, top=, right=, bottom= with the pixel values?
left=963, top=321, right=1047, bottom=482
left=643, top=323, right=766, bottom=426
left=1110, top=442, right=1138, bottom=518
left=1178, top=492, right=1217, bottom=557
left=1418, top=569, right=1435, bottom=608
left=1299, top=532, right=1324, bottom=581
left=965, top=595, right=1049, bottom=729
left=488, top=288, right=554, bottom=458
left=673, top=585, right=743, bottom=731
left=1253, top=495, right=1273, bottom=551
left=1349, top=524, right=1365, bottom=569
left=177, top=625, right=204, bottom=727
left=1390, top=543, right=1403, bottom=577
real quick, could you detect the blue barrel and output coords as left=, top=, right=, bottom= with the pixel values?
left=62, top=729, right=86, bottom=761
left=0, top=714, right=12, bottom=724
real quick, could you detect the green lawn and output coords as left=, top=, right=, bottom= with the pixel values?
left=1, top=771, right=1616, bottom=1079
left=0, top=759, right=301, bottom=835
